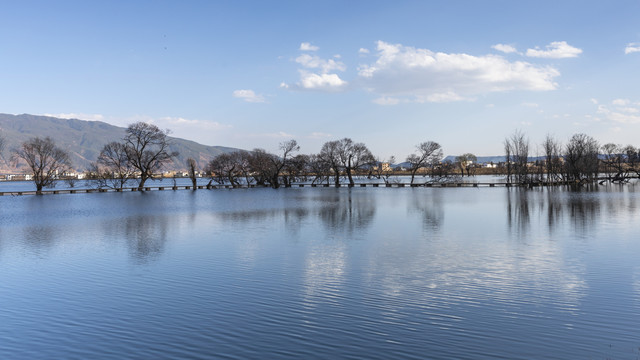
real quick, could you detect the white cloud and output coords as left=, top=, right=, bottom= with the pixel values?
left=298, top=71, right=347, bottom=91
left=309, top=132, right=333, bottom=138
left=612, top=98, right=630, bottom=106
left=284, top=47, right=348, bottom=91
left=525, top=41, right=582, bottom=58
left=295, top=54, right=346, bottom=73
left=372, top=96, right=402, bottom=105
left=359, top=48, right=370, bottom=54
left=159, top=117, right=232, bottom=130
left=418, top=91, right=467, bottom=103
left=233, top=89, right=266, bottom=103
left=357, top=40, right=559, bottom=103
left=43, top=113, right=105, bottom=121
left=492, top=44, right=518, bottom=54
left=625, top=43, right=640, bottom=54
left=521, top=102, right=539, bottom=108
left=589, top=98, right=598, bottom=105
left=597, top=102, right=640, bottom=124
left=300, top=42, right=319, bottom=51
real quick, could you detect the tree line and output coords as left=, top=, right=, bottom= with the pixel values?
left=2, top=123, right=640, bottom=193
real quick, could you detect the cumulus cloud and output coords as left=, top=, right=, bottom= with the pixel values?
left=492, top=44, right=518, bottom=54
left=300, top=42, right=319, bottom=51
left=625, top=43, right=640, bottom=54
left=525, top=41, right=582, bottom=58
left=282, top=46, right=348, bottom=91
left=359, top=48, right=370, bottom=54
left=298, top=71, right=347, bottom=91
left=358, top=40, right=559, bottom=103
left=233, top=89, right=266, bottom=103
left=295, top=54, right=346, bottom=73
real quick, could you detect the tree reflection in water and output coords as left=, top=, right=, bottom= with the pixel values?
left=123, top=215, right=170, bottom=264
left=317, top=189, right=376, bottom=235
left=408, top=189, right=444, bottom=232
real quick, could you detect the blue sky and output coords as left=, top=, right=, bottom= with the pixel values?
left=1, top=1, right=639, bottom=158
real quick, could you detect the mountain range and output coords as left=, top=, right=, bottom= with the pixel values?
left=0, top=113, right=239, bottom=173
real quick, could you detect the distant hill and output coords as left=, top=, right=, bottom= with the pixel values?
left=442, top=155, right=507, bottom=164
left=0, top=113, right=240, bottom=173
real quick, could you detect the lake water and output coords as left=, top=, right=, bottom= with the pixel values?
left=1, top=184, right=639, bottom=359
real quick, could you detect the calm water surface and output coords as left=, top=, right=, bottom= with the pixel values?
left=1, top=185, right=639, bottom=359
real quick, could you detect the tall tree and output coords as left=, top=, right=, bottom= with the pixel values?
left=542, top=134, right=563, bottom=182
left=12, top=137, right=72, bottom=193
left=406, top=141, right=442, bottom=184
left=318, top=140, right=343, bottom=186
left=564, top=133, right=599, bottom=183
left=206, top=152, right=242, bottom=186
left=95, top=141, right=135, bottom=189
left=624, top=145, right=640, bottom=177
left=186, top=158, right=198, bottom=189
left=123, top=122, right=178, bottom=190
left=268, top=139, right=300, bottom=188
left=335, top=138, right=375, bottom=186
left=504, top=130, right=529, bottom=184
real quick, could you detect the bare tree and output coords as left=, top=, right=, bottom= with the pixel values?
left=283, top=154, right=311, bottom=185
left=308, top=153, right=332, bottom=185
left=504, top=130, right=530, bottom=184
left=247, top=149, right=277, bottom=187
left=624, top=145, right=640, bottom=177
left=186, top=158, right=198, bottom=189
left=542, top=135, right=563, bottom=182
left=334, top=138, right=375, bottom=186
left=206, top=152, right=242, bottom=186
left=372, top=155, right=396, bottom=185
left=318, top=140, right=343, bottom=186
left=12, top=136, right=72, bottom=193
left=600, top=143, right=626, bottom=182
left=124, top=122, right=178, bottom=190
left=95, top=141, right=136, bottom=189
left=406, top=141, right=442, bottom=184
left=455, top=153, right=477, bottom=177
left=564, top=133, right=599, bottom=183
left=269, top=139, right=300, bottom=188
left=503, top=138, right=513, bottom=183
